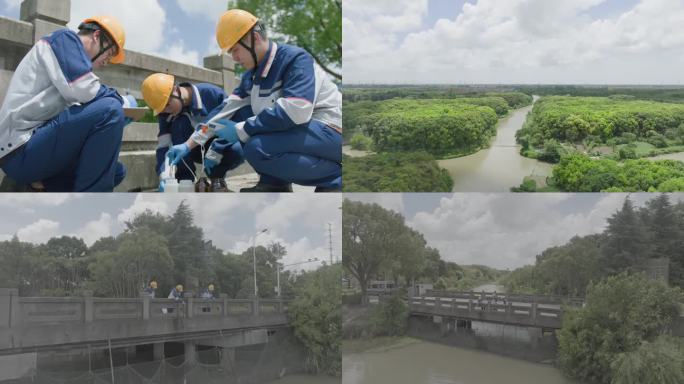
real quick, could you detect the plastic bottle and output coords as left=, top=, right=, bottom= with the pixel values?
left=164, top=179, right=179, bottom=193
left=179, top=180, right=194, bottom=193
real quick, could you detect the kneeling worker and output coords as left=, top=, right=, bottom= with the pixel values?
left=141, top=73, right=244, bottom=192
left=167, top=9, right=342, bottom=192
left=0, top=16, right=131, bottom=191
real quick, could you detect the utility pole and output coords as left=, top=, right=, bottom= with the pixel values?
left=328, top=222, right=334, bottom=264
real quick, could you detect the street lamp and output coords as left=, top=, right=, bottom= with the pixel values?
left=253, top=228, right=268, bottom=297
left=277, top=258, right=319, bottom=298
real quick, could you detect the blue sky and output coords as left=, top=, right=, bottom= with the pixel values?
left=0, top=194, right=342, bottom=271
left=344, top=0, right=684, bottom=84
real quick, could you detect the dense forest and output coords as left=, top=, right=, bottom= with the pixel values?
left=343, top=153, right=453, bottom=192
left=502, top=194, right=684, bottom=296
left=517, top=96, right=684, bottom=150
left=0, top=202, right=305, bottom=299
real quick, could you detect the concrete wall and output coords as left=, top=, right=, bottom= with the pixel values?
left=0, top=0, right=243, bottom=191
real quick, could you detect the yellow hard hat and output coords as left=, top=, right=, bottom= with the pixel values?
left=208, top=284, right=215, bottom=291
left=141, top=73, right=175, bottom=116
left=81, top=16, right=126, bottom=64
left=150, top=281, right=158, bottom=289
left=176, top=284, right=183, bottom=292
left=216, top=9, right=258, bottom=52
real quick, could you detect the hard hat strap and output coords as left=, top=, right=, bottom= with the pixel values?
left=91, top=28, right=117, bottom=64
left=238, top=27, right=259, bottom=81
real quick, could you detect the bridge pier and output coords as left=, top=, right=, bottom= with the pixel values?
left=153, top=342, right=164, bottom=361
left=184, top=341, right=196, bottom=364
left=221, top=347, right=236, bottom=370
left=528, top=327, right=543, bottom=348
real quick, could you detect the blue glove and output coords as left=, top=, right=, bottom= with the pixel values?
left=158, top=179, right=166, bottom=192
left=212, top=119, right=239, bottom=143
left=204, top=157, right=218, bottom=176
left=166, top=143, right=190, bottom=166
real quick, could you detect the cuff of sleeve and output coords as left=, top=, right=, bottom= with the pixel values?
left=235, top=121, right=250, bottom=142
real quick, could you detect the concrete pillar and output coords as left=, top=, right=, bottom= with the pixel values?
left=186, top=293, right=194, bottom=318
left=20, top=0, right=70, bottom=43
left=439, top=318, right=448, bottom=336
left=220, top=293, right=229, bottom=317
left=142, top=296, right=150, bottom=320
left=82, top=290, right=93, bottom=323
left=448, top=318, right=456, bottom=333
left=153, top=342, right=164, bottom=361
left=529, top=327, right=543, bottom=348
left=203, top=54, right=238, bottom=93
left=184, top=341, right=196, bottom=364
left=0, top=288, right=19, bottom=327
left=221, top=347, right=235, bottom=370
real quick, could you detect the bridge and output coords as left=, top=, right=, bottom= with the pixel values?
left=408, top=290, right=583, bottom=330
left=409, top=290, right=684, bottom=337
left=0, top=288, right=290, bottom=381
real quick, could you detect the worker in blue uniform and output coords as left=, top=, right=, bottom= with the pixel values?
left=166, top=9, right=342, bottom=192
left=0, top=16, right=131, bottom=192
left=141, top=73, right=245, bottom=192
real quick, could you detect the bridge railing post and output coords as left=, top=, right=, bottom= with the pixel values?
left=82, top=290, right=93, bottom=323
left=0, top=288, right=19, bottom=327
left=186, top=293, right=194, bottom=318
left=531, top=297, right=538, bottom=325
left=141, top=293, right=150, bottom=320
left=220, top=294, right=229, bottom=317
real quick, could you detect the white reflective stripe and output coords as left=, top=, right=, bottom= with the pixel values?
left=157, top=133, right=172, bottom=148
left=205, top=147, right=223, bottom=163
left=190, top=83, right=203, bottom=110
left=38, top=41, right=100, bottom=104
left=261, top=43, right=278, bottom=78
left=276, top=97, right=313, bottom=125
left=235, top=120, right=250, bottom=143
left=206, top=94, right=250, bottom=126
left=235, top=121, right=250, bottom=142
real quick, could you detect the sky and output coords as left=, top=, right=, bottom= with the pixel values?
left=345, top=193, right=684, bottom=270
left=0, top=194, right=342, bottom=272
left=0, top=0, right=230, bottom=67
left=343, top=0, right=684, bottom=84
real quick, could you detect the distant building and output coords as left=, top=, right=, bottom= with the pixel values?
left=367, top=280, right=397, bottom=296
left=644, top=258, right=669, bottom=285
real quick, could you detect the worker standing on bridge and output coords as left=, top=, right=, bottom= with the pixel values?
left=142, top=280, right=157, bottom=298
left=141, top=73, right=245, bottom=192
left=0, top=16, right=132, bottom=192
left=168, top=284, right=184, bottom=300
left=200, top=284, right=215, bottom=299
left=166, top=9, right=342, bottom=192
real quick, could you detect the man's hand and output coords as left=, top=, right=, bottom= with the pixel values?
left=166, top=143, right=190, bottom=165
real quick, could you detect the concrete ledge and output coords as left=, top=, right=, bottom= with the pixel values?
left=0, top=17, right=33, bottom=47
left=20, top=0, right=70, bottom=25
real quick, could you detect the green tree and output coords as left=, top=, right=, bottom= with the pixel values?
left=557, top=273, right=683, bottom=384
left=611, top=336, right=684, bottom=384
left=230, top=0, right=341, bottom=79
left=601, top=198, right=650, bottom=274
left=372, top=292, right=408, bottom=336
left=343, top=199, right=417, bottom=303
left=287, top=265, right=341, bottom=376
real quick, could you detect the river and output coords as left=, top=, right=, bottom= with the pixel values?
left=438, top=99, right=553, bottom=192
left=343, top=339, right=576, bottom=384
left=266, top=374, right=340, bottom=383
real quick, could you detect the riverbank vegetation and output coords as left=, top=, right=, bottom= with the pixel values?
left=503, top=194, right=684, bottom=296
left=343, top=86, right=533, bottom=191
left=558, top=273, right=683, bottom=384
left=513, top=95, right=684, bottom=192
left=343, top=153, right=453, bottom=192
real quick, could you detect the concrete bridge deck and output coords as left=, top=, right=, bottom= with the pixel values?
left=0, top=289, right=289, bottom=355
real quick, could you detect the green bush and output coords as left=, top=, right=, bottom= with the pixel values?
left=371, top=292, right=408, bottom=337
left=349, top=132, right=373, bottom=151
left=343, top=152, right=453, bottom=192
left=619, top=146, right=637, bottom=160
left=611, top=336, right=684, bottom=384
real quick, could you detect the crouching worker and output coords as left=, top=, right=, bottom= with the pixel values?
left=166, top=9, right=342, bottom=192
left=0, top=16, right=130, bottom=192
left=141, top=73, right=244, bottom=192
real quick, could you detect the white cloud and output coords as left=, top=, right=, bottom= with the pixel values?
left=17, top=219, right=60, bottom=244
left=255, top=194, right=342, bottom=234
left=175, top=0, right=227, bottom=22
left=344, top=193, right=405, bottom=215
left=156, top=40, right=202, bottom=66
left=117, top=194, right=172, bottom=223
left=71, top=213, right=115, bottom=246
left=344, top=0, right=684, bottom=84
left=396, top=193, right=634, bottom=270
left=69, top=0, right=167, bottom=54
left=230, top=230, right=328, bottom=272
left=0, top=194, right=76, bottom=207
